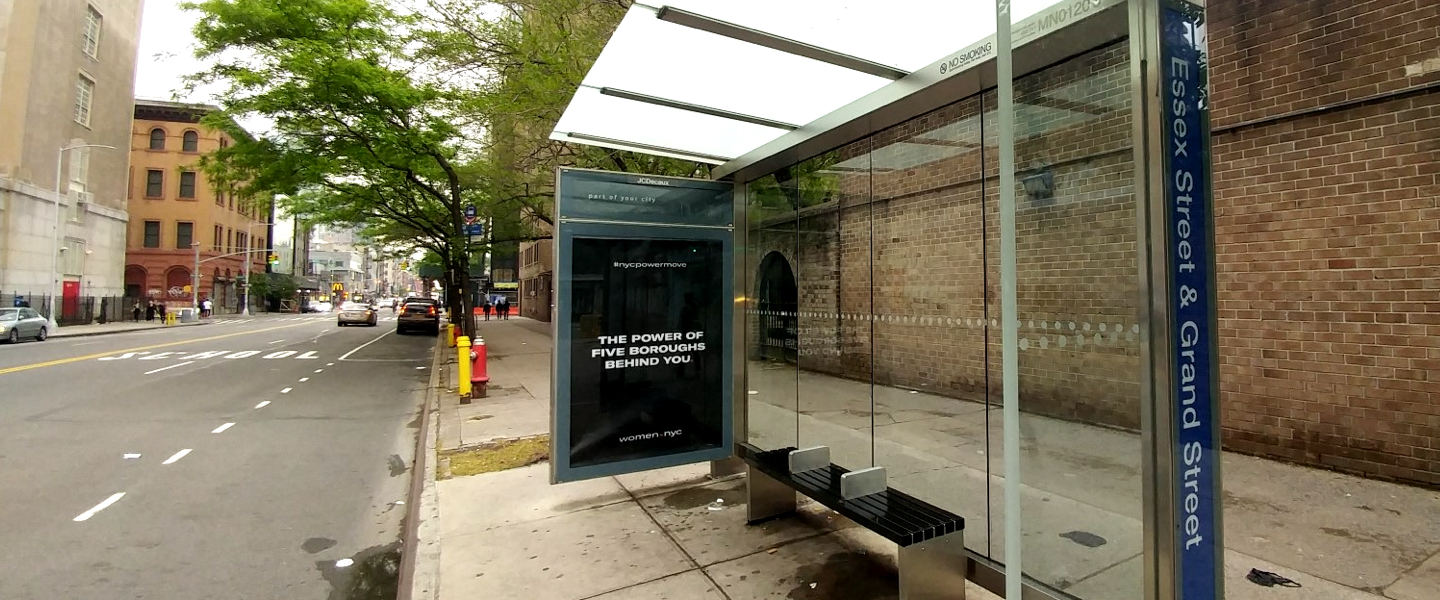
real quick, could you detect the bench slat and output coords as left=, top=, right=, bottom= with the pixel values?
left=739, top=443, right=963, bottom=546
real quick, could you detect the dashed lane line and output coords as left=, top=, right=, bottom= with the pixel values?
left=254, top=401, right=270, bottom=409
left=162, top=449, right=192, bottom=465
left=73, top=493, right=125, bottom=522
left=281, top=387, right=292, bottom=394
left=0, top=322, right=317, bottom=377
left=298, top=377, right=309, bottom=382
left=211, top=422, right=235, bottom=434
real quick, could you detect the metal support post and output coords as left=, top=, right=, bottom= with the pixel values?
left=745, top=464, right=795, bottom=523
left=457, top=336, right=472, bottom=400
left=898, top=531, right=968, bottom=600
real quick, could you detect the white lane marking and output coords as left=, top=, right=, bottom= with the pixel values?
left=298, top=377, right=309, bottom=382
left=335, top=558, right=354, bottom=568
left=144, top=361, right=194, bottom=375
left=211, top=422, right=235, bottom=434
left=268, top=339, right=285, bottom=344
left=281, top=387, right=292, bottom=394
left=327, top=362, right=335, bottom=366
left=314, top=369, right=324, bottom=373
left=73, top=493, right=126, bottom=522
left=123, top=453, right=141, bottom=459
left=338, top=330, right=393, bottom=361
left=71, top=341, right=102, bottom=347
left=162, top=449, right=192, bottom=465
left=254, top=400, right=270, bottom=409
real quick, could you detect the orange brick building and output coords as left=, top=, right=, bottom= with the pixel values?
left=124, top=100, right=270, bottom=313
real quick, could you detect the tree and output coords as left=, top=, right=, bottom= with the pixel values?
left=183, top=0, right=486, bottom=337
left=414, top=0, right=713, bottom=248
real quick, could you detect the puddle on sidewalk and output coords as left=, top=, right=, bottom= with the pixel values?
left=316, top=542, right=401, bottom=600
left=662, top=480, right=747, bottom=510
left=787, top=551, right=897, bottom=600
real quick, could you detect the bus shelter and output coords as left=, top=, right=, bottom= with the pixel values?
left=550, top=1, right=1220, bottom=598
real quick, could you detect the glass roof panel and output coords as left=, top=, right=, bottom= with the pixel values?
left=582, top=8, right=892, bottom=128
left=552, top=87, right=790, bottom=163
left=554, top=0, right=1100, bottom=168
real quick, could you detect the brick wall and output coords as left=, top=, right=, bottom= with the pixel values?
left=745, top=0, right=1440, bottom=485
left=746, top=43, right=1143, bottom=428
left=1211, top=0, right=1440, bottom=485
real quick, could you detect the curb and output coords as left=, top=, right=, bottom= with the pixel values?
left=397, top=335, right=445, bottom=600
left=51, top=321, right=209, bottom=339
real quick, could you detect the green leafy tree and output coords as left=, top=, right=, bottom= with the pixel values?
left=414, top=0, right=713, bottom=247
left=183, top=0, right=486, bottom=336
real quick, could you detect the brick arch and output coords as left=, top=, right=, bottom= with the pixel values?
left=165, top=266, right=191, bottom=299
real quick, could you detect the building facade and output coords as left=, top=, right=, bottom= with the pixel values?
left=0, top=0, right=144, bottom=310
left=518, top=234, right=552, bottom=321
left=125, top=100, right=269, bottom=313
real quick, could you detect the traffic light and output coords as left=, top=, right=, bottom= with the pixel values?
left=267, top=254, right=280, bottom=265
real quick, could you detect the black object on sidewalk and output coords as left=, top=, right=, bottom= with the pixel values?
left=1246, top=568, right=1301, bottom=588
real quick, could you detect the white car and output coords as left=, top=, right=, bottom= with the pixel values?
left=337, top=301, right=377, bottom=326
left=307, top=301, right=333, bottom=313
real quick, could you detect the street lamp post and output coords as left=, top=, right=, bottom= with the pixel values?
left=47, top=143, right=116, bottom=333
left=242, top=219, right=275, bottom=316
left=192, top=242, right=202, bottom=314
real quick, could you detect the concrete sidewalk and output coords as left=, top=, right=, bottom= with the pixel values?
left=418, top=316, right=1440, bottom=600
left=50, top=318, right=207, bottom=338
left=427, top=317, right=997, bottom=600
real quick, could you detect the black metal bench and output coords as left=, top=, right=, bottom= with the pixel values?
left=739, top=442, right=967, bottom=599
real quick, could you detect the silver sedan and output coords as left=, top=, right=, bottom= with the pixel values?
left=336, top=302, right=378, bottom=327
left=0, top=307, right=48, bottom=343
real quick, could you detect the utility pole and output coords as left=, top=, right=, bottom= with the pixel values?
left=191, top=242, right=201, bottom=314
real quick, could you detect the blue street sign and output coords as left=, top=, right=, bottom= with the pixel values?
left=465, top=223, right=484, bottom=236
left=463, top=204, right=477, bottom=219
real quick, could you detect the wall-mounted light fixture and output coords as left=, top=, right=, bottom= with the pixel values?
left=1022, top=169, right=1055, bottom=202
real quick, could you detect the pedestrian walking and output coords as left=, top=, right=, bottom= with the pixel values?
left=132, top=302, right=142, bottom=322
left=499, top=298, right=510, bottom=320
left=157, top=303, right=167, bottom=320
left=482, top=300, right=492, bottom=321
left=145, top=301, right=156, bottom=322
left=202, top=298, right=213, bottom=318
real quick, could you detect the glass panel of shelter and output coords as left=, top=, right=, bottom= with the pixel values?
left=743, top=39, right=1144, bottom=600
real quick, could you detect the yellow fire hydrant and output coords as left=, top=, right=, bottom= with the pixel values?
left=446, top=323, right=457, bottom=348
left=457, top=336, right=472, bottom=399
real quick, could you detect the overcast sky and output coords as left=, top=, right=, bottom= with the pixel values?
left=134, top=0, right=206, bottom=103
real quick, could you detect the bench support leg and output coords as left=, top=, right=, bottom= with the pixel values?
left=898, top=531, right=966, bottom=600
left=745, top=465, right=796, bottom=523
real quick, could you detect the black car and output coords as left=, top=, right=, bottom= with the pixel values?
left=396, top=297, right=440, bottom=335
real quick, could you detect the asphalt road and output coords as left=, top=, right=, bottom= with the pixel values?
left=0, top=312, right=435, bottom=600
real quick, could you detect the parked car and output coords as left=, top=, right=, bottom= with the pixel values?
left=336, top=301, right=378, bottom=327
left=396, top=297, right=439, bottom=335
left=0, top=307, right=48, bottom=343
left=306, top=301, right=333, bottom=313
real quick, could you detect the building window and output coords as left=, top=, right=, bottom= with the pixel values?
left=63, top=238, right=87, bottom=276
left=182, top=130, right=198, bottom=152
left=179, top=171, right=197, bottom=198
left=143, top=220, right=160, bottom=248
left=216, top=190, right=225, bottom=206
left=148, top=128, right=165, bottom=150
left=219, top=137, right=229, bottom=149
left=83, top=6, right=102, bottom=58
left=74, top=74, right=94, bottom=127
left=145, top=169, right=163, bottom=197
left=176, top=222, right=194, bottom=249
left=213, top=225, right=223, bottom=251
left=227, top=229, right=233, bottom=252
